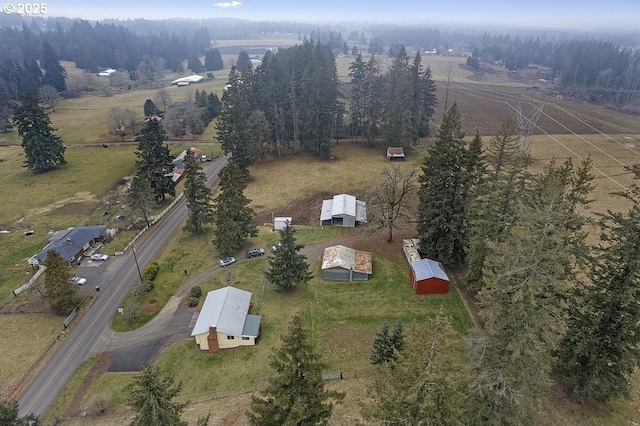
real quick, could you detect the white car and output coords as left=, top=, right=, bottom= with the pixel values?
left=91, top=253, right=109, bottom=261
left=69, top=276, right=87, bottom=285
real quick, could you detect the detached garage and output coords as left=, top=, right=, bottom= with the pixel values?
left=410, top=258, right=449, bottom=295
left=322, top=245, right=372, bottom=281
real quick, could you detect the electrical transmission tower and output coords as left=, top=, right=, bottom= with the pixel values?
left=516, top=93, right=545, bottom=154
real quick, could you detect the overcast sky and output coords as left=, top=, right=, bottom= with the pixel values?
left=38, top=1, right=640, bottom=30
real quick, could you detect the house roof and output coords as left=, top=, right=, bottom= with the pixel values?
left=34, top=226, right=107, bottom=261
left=411, top=258, right=449, bottom=282
left=320, top=194, right=367, bottom=222
left=322, top=245, right=372, bottom=275
left=170, top=75, right=204, bottom=85
left=191, top=286, right=254, bottom=337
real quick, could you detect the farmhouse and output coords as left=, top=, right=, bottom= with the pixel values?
left=29, top=226, right=108, bottom=266
left=403, top=238, right=449, bottom=294
left=191, top=286, right=261, bottom=352
left=273, top=217, right=292, bottom=231
left=170, top=74, right=204, bottom=86
left=386, top=146, right=405, bottom=160
left=171, top=147, right=203, bottom=182
left=321, top=245, right=372, bottom=281
left=320, top=194, right=367, bottom=227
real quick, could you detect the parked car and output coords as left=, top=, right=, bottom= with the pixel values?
left=91, top=253, right=109, bottom=261
left=246, top=248, right=265, bottom=258
left=69, top=276, right=87, bottom=285
left=271, top=242, right=283, bottom=253
left=219, top=257, right=236, bottom=267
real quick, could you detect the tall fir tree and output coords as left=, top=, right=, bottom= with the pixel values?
left=134, top=118, right=175, bottom=202
left=383, top=46, right=414, bottom=148
left=43, top=250, right=79, bottom=314
left=468, top=159, right=593, bottom=424
left=12, top=93, right=66, bottom=173
left=555, top=165, right=640, bottom=402
left=216, top=66, right=254, bottom=172
left=465, top=119, right=526, bottom=292
left=183, top=150, right=214, bottom=234
left=204, top=48, right=223, bottom=71
left=127, top=365, right=187, bottom=426
left=247, top=312, right=344, bottom=426
left=40, top=40, right=66, bottom=92
left=212, top=161, right=257, bottom=255
left=265, top=222, right=313, bottom=293
left=416, top=103, right=480, bottom=267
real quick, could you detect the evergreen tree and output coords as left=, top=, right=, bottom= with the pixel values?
left=183, top=150, right=214, bottom=234
left=265, top=223, right=313, bottom=293
left=236, top=50, right=252, bottom=72
left=465, top=119, right=525, bottom=292
left=383, top=46, right=414, bottom=148
left=127, top=175, right=156, bottom=228
left=40, top=40, right=66, bottom=92
left=298, top=42, right=338, bottom=157
left=127, top=365, right=187, bottom=426
left=468, top=159, right=593, bottom=424
left=204, top=48, right=223, bottom=71
left=202, top=93, right=221, bottom=123
left=134, top=118, right=175, bottom=202
left=555, top=165, right=640, bottom=402
left=363, top=316, right=471, bottom=425
left=44, top=250, right=79, bottom=314
left=247, top=312, right=344, bottom=426
left=409, top=54, right=437, bottom=139
left=0, top=400, right=40, bottom=426
left=188, top=55, right=204, bottom=73
left=143, top=99, right=158, bottom=117
left=12, top=93, right=66, bottom=173
left=212, top=161, right=257, bottom=255
left=416, top=103, right=479, bottom=267
left=371, top=320, right=405, bottom=365
left=390, top=320, right=405, bottom=353
left=370, top=320, right=393, bottom=365
left=216, top=66, right=254, bottom=171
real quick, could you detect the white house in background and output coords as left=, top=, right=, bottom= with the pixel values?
left=170, top=75, right=204, bottom=86
left=98, top=68, right=117, bottom=77
left=191, top=286, right=261, bottom=352
left=273, top=217, right=292, bottom=231
left=320, top=194, right=367, bottom=228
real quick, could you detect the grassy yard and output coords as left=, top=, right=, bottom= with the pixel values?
left=1, top=39, right=639, bottom=425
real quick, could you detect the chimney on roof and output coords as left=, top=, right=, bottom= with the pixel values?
left=66, top=238, right=72, bottom=245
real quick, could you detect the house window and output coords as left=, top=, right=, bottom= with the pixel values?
left=226, top=335, right=235, bottom=340
left=242, top=336, right=250, bottom=340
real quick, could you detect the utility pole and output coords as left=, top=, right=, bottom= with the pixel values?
left=132, top=246, right=143, bottom=285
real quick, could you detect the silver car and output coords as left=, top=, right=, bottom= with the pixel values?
left=219, top=257, right=236, bottom=267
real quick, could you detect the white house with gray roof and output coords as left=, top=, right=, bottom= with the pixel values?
left=191, top=286, right=261, bottom=351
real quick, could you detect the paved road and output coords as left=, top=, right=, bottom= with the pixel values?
left=17, top=156, right=229, bottom=417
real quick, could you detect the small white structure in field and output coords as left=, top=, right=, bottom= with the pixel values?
left=273, top=217, right=292, bottom=231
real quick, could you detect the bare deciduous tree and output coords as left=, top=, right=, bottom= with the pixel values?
left=108, top=107, right=128, bottom=140
left=37, top=84, right=61, bottom=112
left=366, top=165, right=418, bottom=242
left=155, top=88, right=171, bottom=113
